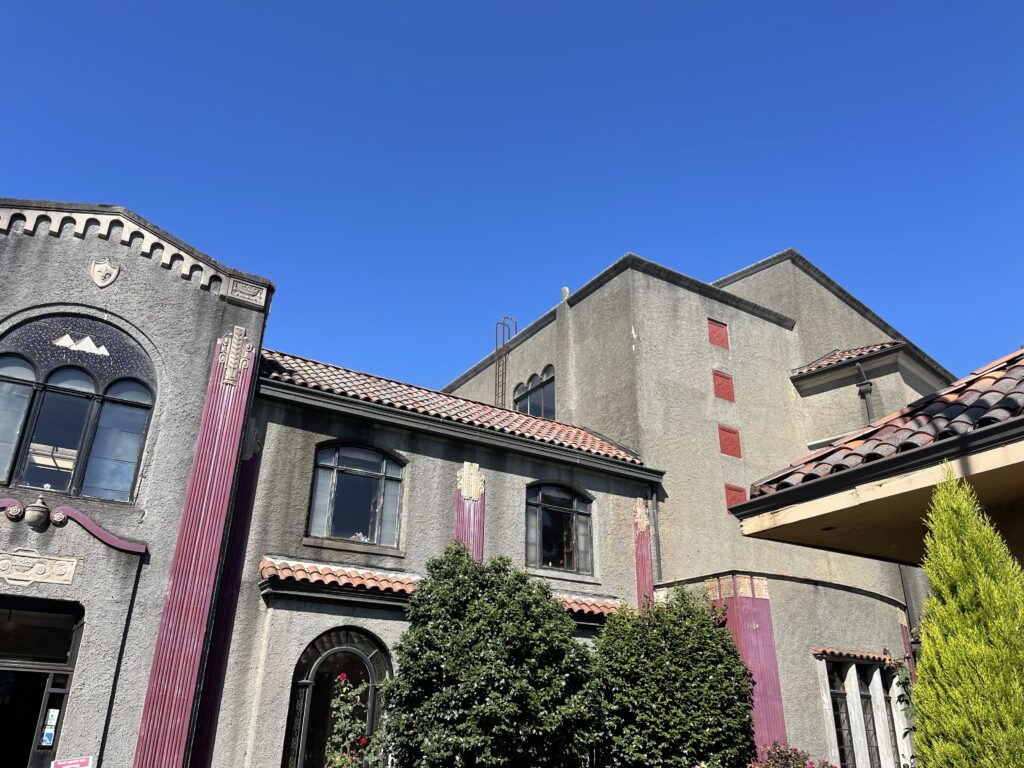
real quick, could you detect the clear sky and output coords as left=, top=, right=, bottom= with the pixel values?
left=3, top=2, right=1021, bottom=387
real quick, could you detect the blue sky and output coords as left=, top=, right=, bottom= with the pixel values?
left=3, top=2, right=1021, bottom=387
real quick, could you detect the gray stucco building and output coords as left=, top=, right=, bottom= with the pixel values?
left=0, top=199, right=948, bottom=768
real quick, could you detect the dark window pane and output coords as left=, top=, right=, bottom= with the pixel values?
left=0, top=354, right=35, bottom=381
left=0, top=381, right=32, bottom=482
left=541, top=365, right=554, bottom=381
left=540, top=487, right=574, bottom=508
left=105, top=379, right=152, bottom=405
left=331, top=472, right=380, bottom=541
left=21, top=392, right=90, bottom=492
left=46, top=368, right=94, bottom=394
left=337, top=447, right=384, bottom=474
left=316, top=446, right=336, bottom=466
left=0, top=605, right=79, bottom=664
left=541, top=380, right=555, bottom=419
left=541, top=507, right=575, bottom=570
left=81, top=403, right=148, bottom=501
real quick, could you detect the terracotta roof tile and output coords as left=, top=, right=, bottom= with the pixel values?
left=259, top=556, right=621, bottom=616
left=793, top=341, right=904, bottom=376
left=260, top=350, right=641, bottom=465
left=753, top=347, right=1024, bottom=497
left=811, top=647, right=895, bottom=664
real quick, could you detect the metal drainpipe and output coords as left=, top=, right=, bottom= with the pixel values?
left=855, top=362, right=876, bottom=423
left=648, top=485, right=663, bottom=582
left=898, top=563, right=920, bottom=652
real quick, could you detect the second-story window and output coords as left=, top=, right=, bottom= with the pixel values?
left=307, top=446, right=403, bottom=548
left=513, top=365, right=555, bottom=419
left=0, top=356, right=153, bottom=502
left=525, top=484, right=592, bottom=575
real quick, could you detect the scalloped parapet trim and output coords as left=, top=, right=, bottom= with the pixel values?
left=0, top=205, right=269, bottom=309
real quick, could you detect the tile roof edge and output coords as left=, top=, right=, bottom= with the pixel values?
left=260, top=349, right=650, bottom=468
left=790, top=341, right=905, bottom=378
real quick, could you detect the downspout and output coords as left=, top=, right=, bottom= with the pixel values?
left=648, top=485, right=662, bottom=582
left=855, top=362, right=876, bottom=423
left=898, top=564, right=920, bottom=652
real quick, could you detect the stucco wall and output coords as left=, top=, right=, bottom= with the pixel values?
left=0, top=210, right=268, bottom=765
left=211, top=395, right=650, bottom=766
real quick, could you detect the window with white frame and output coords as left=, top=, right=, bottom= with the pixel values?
left=818, top=657, right=910, bottom=768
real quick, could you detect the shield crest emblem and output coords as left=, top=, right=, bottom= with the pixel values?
left=91, top=257, right=120, bottom=288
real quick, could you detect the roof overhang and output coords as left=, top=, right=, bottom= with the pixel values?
left=733, top=421, right=1024, bottom=565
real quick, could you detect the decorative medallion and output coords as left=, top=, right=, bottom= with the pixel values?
left=633, top=497, right=649, bottom=532
left=91, top=257, right=120, bottom=288
left=457, top=462, right=485, bottom=501
left=53, top=333, right=111, bottom=356
left=220, top=325, right=254, bottom=386
left=0, top=548, right=77, bottom=586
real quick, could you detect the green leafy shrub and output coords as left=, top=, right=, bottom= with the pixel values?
left=375, top=543, right=595, bottom=767
left=914, top=467, right=1024, bottom=767
left=753, top=743, right=837, bottom=768
left=324, top=673, right=370, bottom=768
left=591, top=589, right=755, bottom=767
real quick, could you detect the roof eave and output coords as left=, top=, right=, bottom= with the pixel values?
left=257, top=377, right=665, bottom=483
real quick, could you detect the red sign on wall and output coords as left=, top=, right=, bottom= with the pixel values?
left=52, top=758, right=93, bottom=768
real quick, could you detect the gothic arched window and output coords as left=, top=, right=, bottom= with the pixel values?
left=281, top=627, right=392, bottom=768
left=0, top=316, right=156, bottom=502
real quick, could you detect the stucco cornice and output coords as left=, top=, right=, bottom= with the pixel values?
left=0, top=198, right=274, bottom=311
left=258, top=378, right=665, bottom=483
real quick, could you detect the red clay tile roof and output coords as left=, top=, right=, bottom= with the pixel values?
left=259, top=556, right=420, bottom=595
left=260, top=349, right=641, bottom=465
left=258, top=555, right=621, bottom=616
left=811, top=647, right=894, bottom=664
left=793, top=341, right=903, bottom=376
left=754, top=347, right=1024, bottom=496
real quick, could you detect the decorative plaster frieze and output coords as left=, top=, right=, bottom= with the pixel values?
left=0, top=205, right=268, bottom=309
left=633, top=497, right=649, bottom=532
left=0, top=548, right=76, bottom=586
left=457, top=461, right=485, bottom=501
left=220, top=326, right=254, bottom=387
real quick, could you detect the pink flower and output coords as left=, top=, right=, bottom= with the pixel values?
left=337, top=672, right=347, bottom=681
left=359, top=736, right=368, bottom=746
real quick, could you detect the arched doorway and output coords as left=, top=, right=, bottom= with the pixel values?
left=281, top=627, right=391, bottom=768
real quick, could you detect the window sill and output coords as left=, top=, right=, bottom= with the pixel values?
left=526, top=567, right=601, bottom=586
left=302, top=536, right=406, bottom=559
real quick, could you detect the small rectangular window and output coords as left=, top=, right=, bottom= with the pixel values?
left=712, top=370, right=735, bottom=402
left=708, top=319, right=730, bottom=349
left=718, top=425, right=742, bottom=458
left=526, top=485, right=592, bottom=575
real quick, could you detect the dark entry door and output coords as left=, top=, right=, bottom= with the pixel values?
left=0, top=597, right=82, bottom=768
left=0, top=671, right=48, bottom=766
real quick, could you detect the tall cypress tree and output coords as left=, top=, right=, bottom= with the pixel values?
left=915, top=467, right=1024, bottom=766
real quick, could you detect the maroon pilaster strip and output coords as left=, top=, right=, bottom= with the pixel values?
left=711, top=575, right=787, bottom=754
left=455, top=463, right=485, bottom=561
left=633, top=499, right=654, bottom=609
left=134, top=330, right=255, bottom=768
left=190, top=445, right=262, bottom=767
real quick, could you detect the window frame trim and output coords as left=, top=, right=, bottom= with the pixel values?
left=2, top=369, right=154, bottom=503
left=305, top=441, right=407, bottom=550
left=524, top=482, right=594, bottom=576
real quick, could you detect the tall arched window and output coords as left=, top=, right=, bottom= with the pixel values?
left=0, top=316, right=156, bottom=502
left=525, top=484, right=592, bottom=575
left=513, top=365, right=555, bottom=419
left=282, top=628, right=392, bottom=768
left=307, top=446, right=403, bottom=548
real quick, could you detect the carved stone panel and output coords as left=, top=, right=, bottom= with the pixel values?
left=0, top=548, right=77, bottom=586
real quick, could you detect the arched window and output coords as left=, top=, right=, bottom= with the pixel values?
left=512, top=365, right=555, bottom=419
left=281, top=628, right=392, bottom=768
left=308, top=446, right=403, bottom=548
left=0, top=316, right=157, bottom=502
left=525, top=484, right=592, bottom=575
